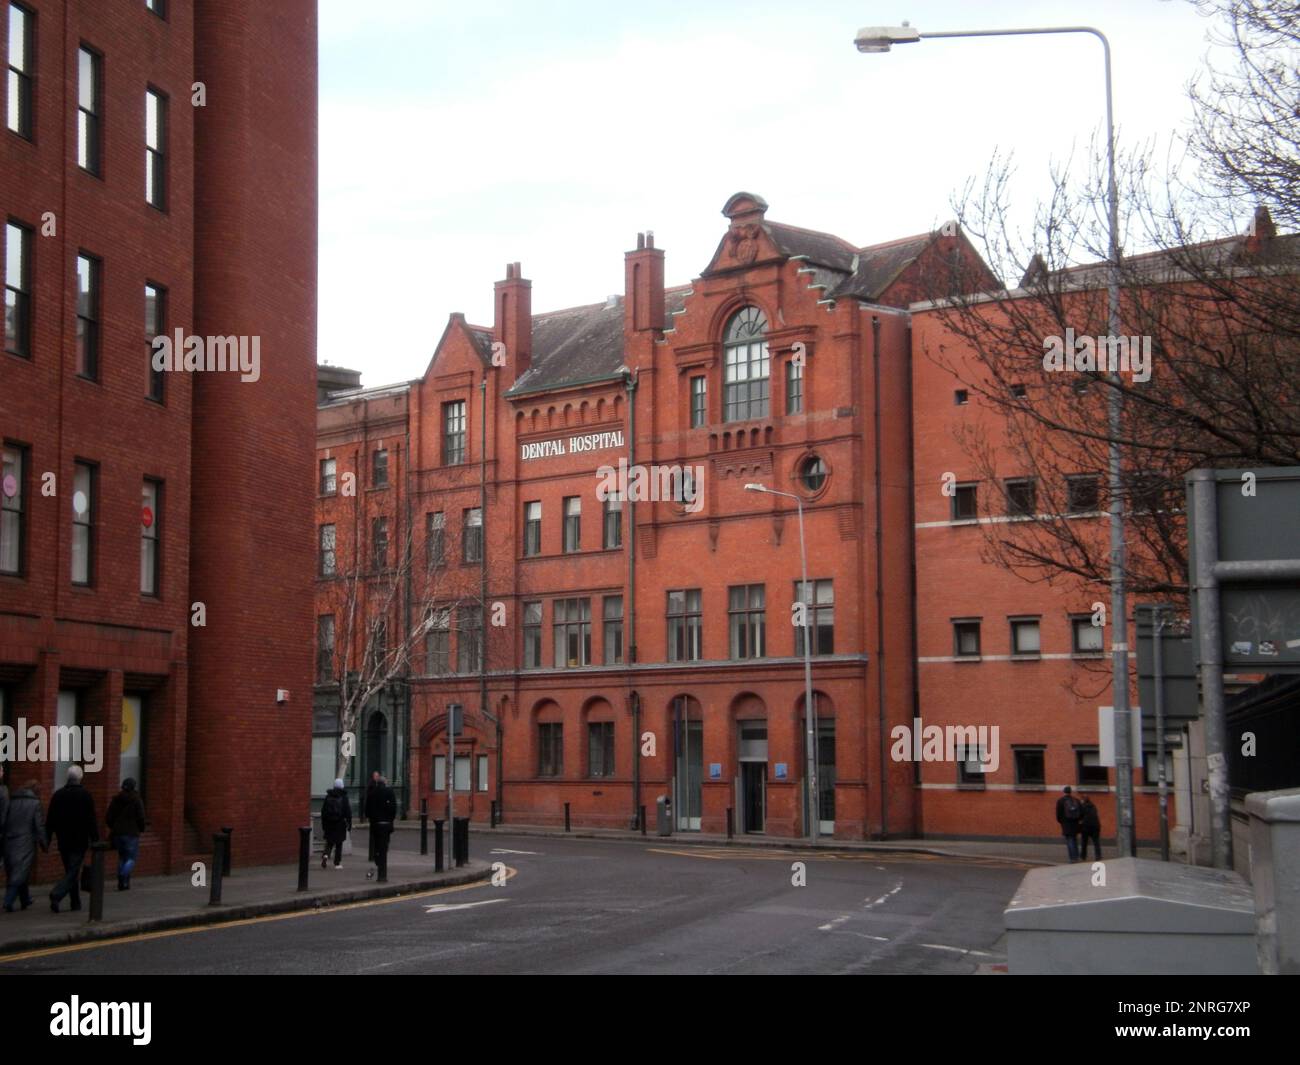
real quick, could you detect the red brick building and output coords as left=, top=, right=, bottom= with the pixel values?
left=1, top=0, right=317, bottom=875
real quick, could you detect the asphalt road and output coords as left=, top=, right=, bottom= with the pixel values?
left=1, top=834, right=1026, bottom=974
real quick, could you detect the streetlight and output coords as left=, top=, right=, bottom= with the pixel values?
left=856, top=22, right=1137, bottom=857
left=745, top=483, right=818, bottom=844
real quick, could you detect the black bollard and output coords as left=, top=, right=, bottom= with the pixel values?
left=209, top=834, right=226, bottom=906
left=726, top=807, right=734, bottom=839
left=490, top=799, right=498, bottom=828
left=434, top=819, right=445, bottom=872
left=454, top=817, right=469, bottom=867
left=297, top=826, right=311, bottom=891
left=420, top=811, right=429, bottom=856
left=564, top=802, right=571, bottom=833
left=640, top=805, right=647, bottom=836
left=221, top=827, right=233, bottom=876
left=88, top=841, right=110, bottom=922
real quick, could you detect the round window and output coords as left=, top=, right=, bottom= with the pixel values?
left=800, top=456, right=827, bottom=492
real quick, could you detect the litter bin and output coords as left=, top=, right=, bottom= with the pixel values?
left=656, top=795, right=672, bottom=836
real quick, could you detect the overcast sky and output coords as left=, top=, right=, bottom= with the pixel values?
left=318, top=0, right=1235, bottom=387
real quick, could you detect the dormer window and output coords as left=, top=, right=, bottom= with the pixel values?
left=723, top=306, right=769, bottom=422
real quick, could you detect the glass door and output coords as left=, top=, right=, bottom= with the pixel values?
left=674, top=698, right=702, bottom=830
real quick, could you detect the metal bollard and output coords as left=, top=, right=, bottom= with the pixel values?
left=564, top=802, right=571, bottom=833
left=420, top=811, right=429, bottom=856
left=434, top=819, right=445, bottom=872
left=209, top=834, right=226, bottom=906
left=640, top=805, right=647, bottom=836
left=727, top=808, right=734, bottom=840
left=490, top=799, right=498, bottom=828
left=221, top=826, right=233, bottom=876
left=88, top=841, right=110, bottom=922
left=454, top=817, right=469, bottom=867
left=297, top=826, right=311, bottom=891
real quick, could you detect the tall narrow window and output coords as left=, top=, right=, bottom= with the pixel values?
left=318, top=524, right=336, bottom=577
left=371, top=516, right=388, bottom=570
left=588, top=722, right=615, bottom=778
left=553, top=598, right=591, bottom=668
left=562, top=496, right=580, bottom=553
left=145, top=282, right=166, bottom=401
left=427, top=511, right=444, bottom=568
left=7, top=4, right=32, bottom=139
left=602, top=495, right=621, bottom=549
left=463, top=507, right=482, bottom=562
left=442, top=400, right=466, bottom=465
left=319, top=457, right=336, bottom=495
left=723, top=306, right=769, bottom=422
left=0, top=442, right=25, bottom=575
left=457, top=604, right=482, bottom=673
left=538, top=723, right=563, bottom=777
left=4, top=220, right=31, bottom=356
left=145, top=89, right=166, bottom=209
left=522, top=601, right=542, bottom=668
left=140, top=479, right=160, bottom=595
left=728, top=584, right=765, bottom=659
left=316, top=615, right=335, bottom=684
left=793, top=579, right=833, bottom=655
left=77, top=47, right=101, bottom=175
left=667, top=589, right=702, bottom=662
left=689, top=375, right=707, bottom=428
left=424, top=607, right=450, bottom=674
left=786, top=358, right=804, bottom=415
left=71, top=461, right=94, bottom=585
left=603, top=596, right=624, bottom=665
left=76, top=253, right=99, bottom=380
left=371, top=447, right=388, bottom=487
left=523, top=501, right=541, bottom=556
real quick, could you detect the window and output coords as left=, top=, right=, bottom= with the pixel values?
left=1010, top=383, right=1027, bottom=399
left=427, top=511, right=444, bottom=568
left=602, top=495, right=621, bottom=549
left=370, top=620, right=387, bottom=669
left=1005, top=478, right=1036, bottom=518
left=463, top=507, right=482, bottom=562
left=954, top=389, right=968, bottom=405
left=1071, top=616, right=1104, bottom=654
left=477, top=754, right=488, bottom=792
left=371, top=516, right=388, bottom=570
left=800, top=455, right=827, bottom=493
left=145, top=283, right=166, bottom=401
left=434, top=754, right=471, bottom=792
left=457, top=604, right=482, bottom=673
left=553, top=597, right=591, bottom=668
left=667, top=589, right=702, bottom=662
left=723, top=306, right=769, bottom=422
left=71, top=461, right=94, bottom=584
left=77, top=47, right=100, bottom=174
left=432, top=755, right=445, bottom=791
left=603, top=596, right=623, bottom=665
left=1076, top=749, right=1109, bottom=787
left=1014, top=748, right=1046, bottom=786
left=424, top=607, right=450, bottom=674
left=1, top=442, right=25, bottom=574
left=538, top=723, right=563, bottom=777
left=453, top=755, right=471, bottom=792
left=316, top=615, right=335, bottom=684
left=319, top=457, right=336, bottom=495
left=690, top=375, right=707, bottom=427
left=522, top=601, right=542, bottom=668
left=523, top=501, right=541, bottom=557
left=1129, top=474, right=1165, bottom=515
left=1010, top=618, right=1041, bottom=656
left=371, top=448, right=388, bottom=488
left=120, top=693, right=145, bottom=792
left=140, top=479, right=160, bottom=595
left=76, top=253, right=99, bottom=379
left=318, top=523, right=336, bottom=577
left=1066, top=475, right=1100, bottom=514
left=957, top=744, right=988, bottom=785
left=793, top=579, right=833, bottom=656
left=786, top=358, right=803, bottom=415
left=728, top=584, right=765, bottom=659
left=7, top=4, right=33, bottom=139
left=145, top=89, right=166, bottom=209
left=146, top=0, right=166, bottom=19
left=953, top=620, right=981, bottom=657
left=442, top=400, right=466, bottom=465
left=562, top=496, right=580, bottom=553
left=1071, top=377, right=1091, bottom=396
left=4, top=220, right=31, bottom=356
left=951, top=483, right=977, bottom=521
left=588, top=722, right=615, bottom=778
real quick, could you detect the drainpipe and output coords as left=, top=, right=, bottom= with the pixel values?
left=872, top=315, right=888, bottom=839
left=480, top=377, right=494, bottom=819
left=625, top=369, right=639, bottom=826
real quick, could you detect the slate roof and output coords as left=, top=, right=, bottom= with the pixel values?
left=764, top=220, right=942, bottom=301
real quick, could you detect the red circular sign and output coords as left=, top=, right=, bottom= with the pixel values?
left=141, top=506, right=154, bottom=528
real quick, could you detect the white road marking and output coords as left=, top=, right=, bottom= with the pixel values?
left=867, top=881, right=904, bottom=908
left=920, top=943, right=1000, bottom=958
left=490, top=848, right=540, bottom=855
left=423, top=899, right=510, bottom=914
left=818, top=915, right=853, bottom=931
left=819, top=880, right=903, bottom=931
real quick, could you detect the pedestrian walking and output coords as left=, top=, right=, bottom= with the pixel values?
left=3, top=780, right=46, bottom=912
left=105, top=779, right=148, bottom=890
left=363, top=770, right=380, bottom=879
left=45, top=765, right=99, bottom=912
left=320, top=778, right=352, bottom=870
left=366, top=774, right=397, bottom=883
left=0, top=764, right=9, bottom=836
left=1078, top=795, right=1102, bottom=861
left=1055, top=785, right=1082, bottom=863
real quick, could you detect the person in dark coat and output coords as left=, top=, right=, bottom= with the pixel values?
left=1055, top=785, right=1082, bottom=863
left=363, top=770, right=380, bottom=876
left=0, top=764, right=10, bottom=836
left=105, top=778, right=148, bottom=890
left=45, top=765, right=99, bottom=912
left=3, top=780, right=46, bottom=911
left=366, top=775, right=397, bottom=883
left=320, top=778, right=353, bottom=870
left=1078, top=796, right=1102, bottom=861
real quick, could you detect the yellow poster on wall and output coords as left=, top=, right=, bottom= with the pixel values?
left=121, top=696, right=142, bottom=786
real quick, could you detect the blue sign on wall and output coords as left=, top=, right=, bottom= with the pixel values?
left=709, top=762, right=722, bottom=780
left=775, top=762, right=788, bottom=780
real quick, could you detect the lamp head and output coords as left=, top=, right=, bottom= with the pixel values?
left=854, top=24, right=921, bottom=53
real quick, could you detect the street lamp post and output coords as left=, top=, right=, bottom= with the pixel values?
left=745, top=483, right=817, bottom=844
left=855, top=23, right=1136, bottom=855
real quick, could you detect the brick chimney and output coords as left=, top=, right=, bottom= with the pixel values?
left=1244, top=205, right=1276, bottom=256
left=494, top=262, right=532, bottom=380
left=625, top=231, right=665, bottom=334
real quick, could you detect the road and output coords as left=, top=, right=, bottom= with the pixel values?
left=1, top=834, right=1026, bottom=974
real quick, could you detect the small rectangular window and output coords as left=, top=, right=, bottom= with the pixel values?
left=319, top=457, right=336, bottom=495
left=145, top=89, right=167, bottom=209
left=1071, top=616, right=1104, bottom=654
left=71, top=461, right=95, bottom=584
left=372, top=448, right=388, bottom=488
left=4, top=219, right=31, bottom=356
left=77, top=47, right=101, bottom=175
left=786, top=358, right=803, bottom=415
left=603, top=495, right=621, bottom=549
left=76, top=253, right=100, bottom=380
left=1066, top=475, right=1100, bottom=514
left=477, top=753, right=488, bottom=792
left=562, top=496, right=580, bottom=553
left=7, top=5, right=34, bottom=139
left=954, top=389, right=968, bottom=405
left=140, top=479, right=161, bottom=595
left=318, top=523, right=336, bottom=577
left=145, top=282, right=166, bottom=400
left=1014, top=747, right=1045, bottom=786
left=0, top=442, right=26, bottom=575
left=603, top=595, right=623, bottom=665
left=1076, top=749, right=1109, bottom=787
left=1005, top=478, right=1036, bottom=518
left=463, top=507, right=482, bottom=562
left=690, top=375, right=707, bottom=428
left=953, top=619, right=981, bottom=657
left=951, top=483, right=977, bottom=521
left=523, top=501, right=541, bottom=557
left=1010, top=383, right=1027, bottom=399
left=1011, top=618, right=1041, bottom=656
left=432, top=755, right=446, bottom=791
left=957, top=744, right=988, bottom=785
left=442, top=400, right=466, bottom=465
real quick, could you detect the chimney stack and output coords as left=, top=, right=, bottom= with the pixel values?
left=625, top=232, right=665, bottom=334
left=493, top=262, right=532, bottom=380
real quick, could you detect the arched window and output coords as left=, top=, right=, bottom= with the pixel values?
left=723, top=306, right=769, bottom=422
left=365, top=709, right=389, bottom=780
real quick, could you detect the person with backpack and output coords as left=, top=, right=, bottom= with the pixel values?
left=363, top=770, right=380, bottom=877
left=1055, top=785, right=1082, bottom=863
left=45, top=765, right=98, bottom=912
left=3, top=779, right=46, bottom=912
left=320, top=778, right=352, bottom=869
left=105, top=778, right=148, bottom=890
left=1078, top=795, right=1102, bottom=861
left=366, top=774, right=397, bottom=883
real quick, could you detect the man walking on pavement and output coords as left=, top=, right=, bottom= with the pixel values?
left=1078, top=795, right=1102, bottom=862
left=366, top=774, right=397, bottom=883
left=46, top=765, right=99, bottom=912
left=363, top=770, right=380, bottom=879
left=1055, top=785, right=1082, bottom=863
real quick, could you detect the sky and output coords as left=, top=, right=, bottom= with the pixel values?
left=318, top=0, right=1237, bottom=387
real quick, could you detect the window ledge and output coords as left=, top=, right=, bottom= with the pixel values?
left=1014, top=784, right=1047, bottom=792
left=1009, top=653, right=1042, bottom=661
left=1072, top=652, right=1106, bottom=660
left=954, top=655, right=983, bottom=663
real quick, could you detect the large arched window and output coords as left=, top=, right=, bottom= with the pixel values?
left=723, top=306, right=769, bottom=422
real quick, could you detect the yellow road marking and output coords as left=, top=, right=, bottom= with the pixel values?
left=0, top=866, right=515, bottom=963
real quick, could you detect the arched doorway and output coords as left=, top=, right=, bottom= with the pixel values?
left=365, top=710, right=389, bottom=782
left=732, top=693, right=768, bottom=834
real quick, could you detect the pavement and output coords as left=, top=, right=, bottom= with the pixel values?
left=0, top=833, right=488, bottom=957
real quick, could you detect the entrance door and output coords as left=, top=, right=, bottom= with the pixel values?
left=674, top=705, right=702, bottom=831
left=737, top=720, right=767, bottom=833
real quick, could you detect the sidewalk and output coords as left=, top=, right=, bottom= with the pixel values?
left=0, top=834, right=488, bottom=957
